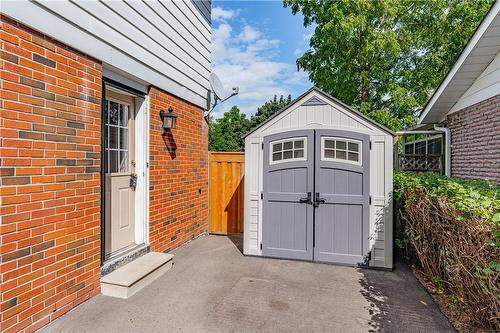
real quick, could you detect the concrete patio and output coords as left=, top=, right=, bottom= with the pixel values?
left=41, top=235, right=454, bottom=333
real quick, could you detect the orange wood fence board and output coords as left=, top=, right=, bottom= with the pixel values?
left=209, top=152, right=244, bottom=234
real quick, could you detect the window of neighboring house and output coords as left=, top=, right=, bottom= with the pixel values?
left=404, top=143, right=414, bottom=155
left=321, top=137, right=362, bottom=165
left=415, top=141, right=426, bottom=155
left=428, top=138, right=442, bottom=155
left=270, top=137, right=307, bottom=164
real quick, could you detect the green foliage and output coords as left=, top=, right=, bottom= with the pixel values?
left=249, top=94, right=292, bottom=131
left=208, top=106, right=250, bottom=152
left=394, top=172, right=500, bottom=225
left=209, top=95, right=292, bottom=152
left=284, top=0, right=492, bottom=131
left=394, top=172, right=500, bottom=328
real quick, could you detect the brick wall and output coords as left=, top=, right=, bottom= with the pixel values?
left=148, top=87, right=209, bottom=252
left=1, top=16, right=102, bottom=332
left=446, top=94, right=500, bottom=183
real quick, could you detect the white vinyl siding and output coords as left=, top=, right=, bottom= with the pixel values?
left=2, top=0, right=211, bottom=109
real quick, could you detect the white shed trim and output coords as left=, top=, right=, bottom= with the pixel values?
left=244, top=88, right=394, bottom=269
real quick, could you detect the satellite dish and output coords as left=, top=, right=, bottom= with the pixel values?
left=210, top=73, right=225, bottom=101
left=206, top=72, right=239, bottom=117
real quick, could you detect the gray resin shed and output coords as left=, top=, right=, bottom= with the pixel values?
left=243, top=87, right=394, bottom=269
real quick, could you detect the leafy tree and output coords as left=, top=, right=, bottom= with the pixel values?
left=209, top=106, right=250, bottom=151
left=249, top=94, right=292, bottom=130
left=284, top=0, right=492, bottom=130
left=208, top=95, right=292, bottom=152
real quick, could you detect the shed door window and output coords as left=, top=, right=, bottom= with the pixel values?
left=321, top=137, right=361, bottom=165
left=270, top=137, right=307, bottom=164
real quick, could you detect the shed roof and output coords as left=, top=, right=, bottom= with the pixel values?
left=244, top=87, right=395, bottom=137
left=418, top=1, right=500, bottom=124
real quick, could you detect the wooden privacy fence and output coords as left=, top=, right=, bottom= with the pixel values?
left=209, top=152, right=244, bottom=234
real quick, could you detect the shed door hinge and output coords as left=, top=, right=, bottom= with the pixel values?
left=369, top=141, right=372, bottom=150
left=369, top=196, right=372, bottom=205
left=260, top=242, right=262, bottom=250
left=262, top=142, right=264, bottom=150
left=261, top=192, right=263, bottom=200
left=368, top=250, right=372, bottom=261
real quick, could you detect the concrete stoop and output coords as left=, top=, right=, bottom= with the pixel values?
left=101, top=252, right=174, bottom=299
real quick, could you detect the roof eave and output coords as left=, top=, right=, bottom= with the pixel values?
left=418, top=1, right=500, bottom=124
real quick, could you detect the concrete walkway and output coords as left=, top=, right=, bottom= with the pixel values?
left=42, top=235, right=454, bottom=333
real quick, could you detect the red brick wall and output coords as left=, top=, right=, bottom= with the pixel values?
left=446, top=94, right=500, bottom=183
left=148, top=87, right=209, bottom=252
left=1, top=17, right=102, bottom=332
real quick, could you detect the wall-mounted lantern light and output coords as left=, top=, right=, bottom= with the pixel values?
left=159, top=107, right=178, bottom=133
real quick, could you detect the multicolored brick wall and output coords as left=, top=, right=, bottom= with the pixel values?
left=446, top=94, right=500, bottom=184
left=1, top=16, right=102, bottom=332
left=148, top=87, right=209, bottom=252
left=1, top=15, right=210, bottom=333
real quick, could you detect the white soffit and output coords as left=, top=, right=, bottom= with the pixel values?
left=419, top=2, right=500, bottom=124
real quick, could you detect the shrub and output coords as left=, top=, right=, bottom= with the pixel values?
left=394, top=171, right=499, bottom=330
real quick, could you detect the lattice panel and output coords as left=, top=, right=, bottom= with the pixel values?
left=399, top=154, right=441, bottom=172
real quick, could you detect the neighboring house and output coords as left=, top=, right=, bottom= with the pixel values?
left=417, top=1, right=500, bottom=183
left=0, top=1, right=211, bottom=332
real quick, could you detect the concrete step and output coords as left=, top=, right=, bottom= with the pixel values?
left=101, top=252, right=173, bottom=299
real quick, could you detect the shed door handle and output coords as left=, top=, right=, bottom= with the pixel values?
left=299, top=192, right=312, bottom=204
left=314, top=192, right=326, bottom=208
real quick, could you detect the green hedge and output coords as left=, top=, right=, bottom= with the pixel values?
left=394, top=172, right=500, bottom=226
left=393, top=171, right=499, bottom=329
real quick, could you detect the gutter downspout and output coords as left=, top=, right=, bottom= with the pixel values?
left=434, top=125, right=451, bottom=177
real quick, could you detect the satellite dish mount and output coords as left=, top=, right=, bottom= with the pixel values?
left=206, top=73, right=239, bottom=116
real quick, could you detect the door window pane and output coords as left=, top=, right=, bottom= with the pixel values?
left=348, top=152, right=359, bottom=162
left=322, top=137, right=362, bottom=165
left=108, top=101, right=119, bottom=125
left=270, top=137, right=307, bottom=164
left=336, top=150, right=346, bottom=160
left=119, top=151, right=128, bottom=173
left=324, top=140, right=335, bottom=149
left=324, top=149, right=334, bottom=159
left=336, top=141, right=346, bottom=150
left=348, top=142, right=359, bottom=152
left=109, top=126, right=118, bottom=149
left=119, top=105, right=128, bottom=126
left=105, top=99, right=131, bottom=173
left=109, top=150, right=118, bottom=173
left=119, top=128, right=128, bottom=150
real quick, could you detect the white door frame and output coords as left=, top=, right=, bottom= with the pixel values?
left=103, top=84, right=149, bottom=262
left=134, top=95, right=149, bottom=246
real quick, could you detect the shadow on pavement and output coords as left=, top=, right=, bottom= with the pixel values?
left=357, top=262, right=455, bottom=333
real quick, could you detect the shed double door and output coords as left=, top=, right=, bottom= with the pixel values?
left=262, top=130, right=369, bottom=265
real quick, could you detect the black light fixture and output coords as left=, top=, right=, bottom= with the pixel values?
left=159, top=107, right=177, bottom=132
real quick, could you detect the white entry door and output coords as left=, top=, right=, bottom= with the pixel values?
left=105, top=90, right=136, bottom=256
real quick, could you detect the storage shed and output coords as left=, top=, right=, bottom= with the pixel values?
left=243, top=87, right=394, bottom=269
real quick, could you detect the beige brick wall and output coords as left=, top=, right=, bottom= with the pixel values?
left=445, top=94, right=500, bottom=183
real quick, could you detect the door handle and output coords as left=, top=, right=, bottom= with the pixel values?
left=299, top=192, right=312, bottom=204
left=314, top=192, right=326, bottom=208
left=129, top=173, right=138, bottom=191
